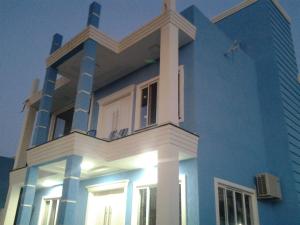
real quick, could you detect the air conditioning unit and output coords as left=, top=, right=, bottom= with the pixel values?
left=255, top=173, right=282, bottom=200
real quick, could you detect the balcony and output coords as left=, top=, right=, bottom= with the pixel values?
left=27, top=10, right=196, bottom=112
left=27, top=123, right=198, bottom=185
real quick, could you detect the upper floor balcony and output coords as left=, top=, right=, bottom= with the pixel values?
left=28, top=10, right=196, bottom=112
left=14, top=1, right=198, bottom=171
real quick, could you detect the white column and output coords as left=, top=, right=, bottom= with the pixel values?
left=156, top=146, right=179, bottom=225
left=162, top=0, right=176, bottom=12
left=158, top=23, right=179, bottom=125
left=1, top=168, right=26, bottom=225
left=14, top=79, right=39, bottom=169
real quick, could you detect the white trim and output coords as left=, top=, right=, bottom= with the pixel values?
left=85, top=179, right=129, bottom=193
left=131, top=174, right=186, bottom=225
left=134, top=76, right=159, bottom=131
left=212, top=0, right=291, bottom=24
left=96, top=85, right=135, bottom=138
left=46, top=11, right=196, bottom=67
left=85, top=180, right=129, bottom=225
left=214, top=177, right=260, bottom=225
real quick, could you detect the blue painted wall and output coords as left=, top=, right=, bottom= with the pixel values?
left=28, top=2, right=300, bottom=225
left=215, top=0, right=300, bottom=224
left=0, top=156, right=14, bottom=208
left=180, top=5, right=274, bottom=225
left=30, top=159, right=198, bottom=225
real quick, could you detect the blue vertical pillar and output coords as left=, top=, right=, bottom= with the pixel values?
left=15, top=167, right=38, bottom=225
left=56, top=155, right=82, bottom=225
left=32, top=33, right=63, bottom=146
left=72, top=2, right=100, bottom=133
left=87, top=2, right=101, bottom=27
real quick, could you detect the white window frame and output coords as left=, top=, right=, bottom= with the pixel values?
left=131, top=174, right=187, bottom=225
left=37, top=197, right=61, bottom=225
left=84, top=180, right=129, bottom=225
left=214, top=178, right=260, bottom=225
left=96, top=85, right=135, bottom=138
left=134, top=76, right=159, bottom=130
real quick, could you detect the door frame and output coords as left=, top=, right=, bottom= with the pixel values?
left=85, top=180, right=129, bottom=225
left=96, top=85, right=135, bottom=138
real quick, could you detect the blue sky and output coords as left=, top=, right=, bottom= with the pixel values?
left=0, top=0, right=299, bottom=157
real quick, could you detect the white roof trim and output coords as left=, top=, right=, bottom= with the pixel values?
left=212, top=0, right=291, bottom=24
left=46, top=10, right=196, bottom=67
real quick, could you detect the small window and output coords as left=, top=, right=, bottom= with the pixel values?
left=135, top=183, right=185, bottom=225
left=216, top=180, right=257, bottom=225
left=39, top=198, right=60, bottom=225
left=139, top=81, right=158, bottom=128
left=52, top=108, right=74, bottom=139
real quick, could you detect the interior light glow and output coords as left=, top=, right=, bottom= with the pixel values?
left=42, top=179, right=57, bottom=188
left=81, top=161, right=95, bottom=171
left=136, top=151, right=158, bottom=169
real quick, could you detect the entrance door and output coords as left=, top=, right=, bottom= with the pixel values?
left=85, top=188, right=126, bottom=225
left=98, top=95, right=131, bottom=139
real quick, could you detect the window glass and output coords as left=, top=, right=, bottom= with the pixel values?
left=140, top=87, right=148, bottom=128
left=138, top=189, right=147, bottom=225
left=218, top=187, right=226, bottom=225
left=53, top=108, right=74, bottom=139
left=136, top=184, right=182, bottom=225
left=148, top=83, right=157, bottom=126
left=245, top=195, right=253, bottom=225
left=235, top=192, right=245, bottom=225
left=226, top=190, right=235, bottom=225
left=149, top=187, right=157, bottom=225
left=217, top=184, right=256, bottom=225
left=139, top=81, right=158, bottom=129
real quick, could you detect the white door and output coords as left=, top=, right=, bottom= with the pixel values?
left=98, top=95, right=131, bottom=139
left=85, top=189, right=126, bottom=225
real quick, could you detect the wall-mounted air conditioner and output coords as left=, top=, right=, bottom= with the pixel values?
left=255, top=173, right=282, bottom=200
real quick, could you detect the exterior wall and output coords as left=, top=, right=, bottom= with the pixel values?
left=29, top=159, right=198, bottom=225
left=215, top=0, right=300, bottom=224
left=181, top=6, right=270, bottom=225
left=0, top=157, right=14, bottom=209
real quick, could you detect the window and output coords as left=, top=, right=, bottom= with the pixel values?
left=52, top=108, right=74, bottom=139
left=215, top=179, right=258, bottom=225
left=39, top=198, right=60, bottom=225
left=133, top=177, right=186, bottom=225
left=139, top=81, right=158, bottom=128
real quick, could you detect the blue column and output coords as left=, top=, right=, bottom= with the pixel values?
left=32, top=33, right=63, bottom=146
left=87, top=2, right=101, bottom=27
left=71, top=2, right=100, bottom=133
left=56, top=155, right=82, bottom=225
left=15, top=167, right=38, bottom=225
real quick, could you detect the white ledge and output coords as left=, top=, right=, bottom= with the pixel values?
left=26, top=124, right=199, bottom=167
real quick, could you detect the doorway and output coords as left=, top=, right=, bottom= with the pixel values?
left=85, top=182, right=127, bottom=225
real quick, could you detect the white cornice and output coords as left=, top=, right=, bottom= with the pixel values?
left=46, top=11, right=196, bottom=67
left=212, top=0, right=291, bottom=24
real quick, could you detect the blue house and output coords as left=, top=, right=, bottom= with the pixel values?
left=1, top=0, right=300, bottom=225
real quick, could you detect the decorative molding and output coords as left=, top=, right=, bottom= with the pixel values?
left=26, top=124, right=198, bottom=166
left=46, top=11, right=196, bottom=67
left=212, top=0, right=291, bottom=24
